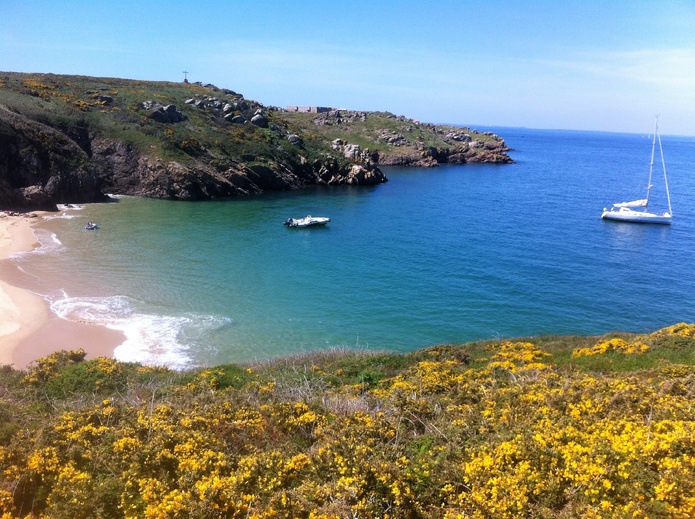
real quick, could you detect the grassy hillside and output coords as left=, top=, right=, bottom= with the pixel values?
left=0, top=73, right=509, bottom=167
left=0, top=74, right=327, bottom=183
left=280, top=110, right=510, bottom=165
left=1, top=73, right=513, bottom=209
left=2, top=323, right=695, bottom=518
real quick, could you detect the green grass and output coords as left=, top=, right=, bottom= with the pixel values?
left=1, top=73, right=323, bottom=168
left=2, top=71, right=511, bottom=207
left=2, top=325, right=695, bottom=518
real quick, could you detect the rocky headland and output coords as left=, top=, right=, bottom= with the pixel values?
left=0, top=73, right=512, bottom=210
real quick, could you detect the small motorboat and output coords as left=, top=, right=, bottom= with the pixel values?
left=283, top=215, right=330, bottom=228
left=84, top=222, right=99, bottom=230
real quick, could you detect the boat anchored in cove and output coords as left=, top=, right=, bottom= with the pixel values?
left=283, top=215, right=331, bottom=228
left=601, top=117, right=673, bottom=224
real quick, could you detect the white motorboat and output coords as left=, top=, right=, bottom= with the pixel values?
left=601, top=117, right=673, bottom=225
left=283, top=215, right=330, bottom=228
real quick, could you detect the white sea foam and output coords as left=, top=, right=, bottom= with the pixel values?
left=10, top=228, right=63, bottom=259
left=49, top=294, right=231, bottom=370
left=43, top=213, right=79, bottom=220
left=55, top=204, right=85, bottom=211
left=34, top=230, right=63, bottom=255
left=46, top=204, right=84, bottom=220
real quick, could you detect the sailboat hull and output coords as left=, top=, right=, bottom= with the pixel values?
left=601, top=117, right=673, bottom=225
left=601, top=207, right=672, bottom=224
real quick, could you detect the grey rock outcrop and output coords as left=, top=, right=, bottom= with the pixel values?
left=377, top=130, right=409, bottom=146
left=346, top=164, right=384, bottom=185
left=287, top=135, right=303, bottom=147
left=330, top=140, right=378, bottom=165
left=0, top=107, right=107, bottom=210
left=148, top=104, right=186, bottom=123
left=342, top=143, right=362, bottom=160
left=224, top=114, right=246, bottom=124
left=250, top=110, right=268, bottom=128
left=0, top=98, right=388, bottom=209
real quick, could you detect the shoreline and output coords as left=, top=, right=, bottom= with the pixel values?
left=0, top=212, right=125, bottom=369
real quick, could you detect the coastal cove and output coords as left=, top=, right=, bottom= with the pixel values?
left=6, top=127, right=695, bottom=369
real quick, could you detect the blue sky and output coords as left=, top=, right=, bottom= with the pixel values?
left=3, top=0, right=695, bottom=135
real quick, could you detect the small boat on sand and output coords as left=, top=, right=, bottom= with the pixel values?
left=283, top=215, right=330, bottom=228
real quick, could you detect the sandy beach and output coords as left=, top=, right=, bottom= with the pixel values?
left=0, top=212, right=124, bottom=369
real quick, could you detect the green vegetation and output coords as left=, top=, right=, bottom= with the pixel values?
left=1, top=72, right=511, bottom=208
left=2, top=323, right=695, bottom=518
left=281, top=109, right=503, bottom=158
left=0, top=72, right=507, bottom=173
left=0, top=73, right=299, bottom=166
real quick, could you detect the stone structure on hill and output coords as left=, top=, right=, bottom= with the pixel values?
left=287, top=106, right=332, bottom=113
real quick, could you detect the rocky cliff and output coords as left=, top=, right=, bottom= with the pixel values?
left=309, top=110, right=513, bottom=168
left=0, top=106, right=106, bottom=208
left=0, top=73, right=511, bottom=211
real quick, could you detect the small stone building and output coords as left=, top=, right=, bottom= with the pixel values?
left=286, top=106, right=332, bottom=113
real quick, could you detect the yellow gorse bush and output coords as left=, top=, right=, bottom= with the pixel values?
left=573, top=337, right=650, bottom=357
left=1, top=324, right=695, bottom=517
left=656, top=322, right=695, bottom=338
left=487, top=341, right=553, bottom=372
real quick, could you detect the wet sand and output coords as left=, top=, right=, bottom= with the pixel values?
left=0, top=212, right=124, bottom=369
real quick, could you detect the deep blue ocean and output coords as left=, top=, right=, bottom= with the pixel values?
left=20, top=126, right=695, bottom=368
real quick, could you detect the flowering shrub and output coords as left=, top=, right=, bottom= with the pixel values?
left=573, top=337, right=650, bottom=357
left=656, top=322, right=695, bottom=338
left=20, top=78, right=115, bottom=111
left=487, top=341, right=552, bottom=371
left=1, top=324, right=695, bottom=518
left=23, top=349, right=87, bottom=386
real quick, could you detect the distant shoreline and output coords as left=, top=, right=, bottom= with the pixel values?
left=0, top=212, right=124, bottom=369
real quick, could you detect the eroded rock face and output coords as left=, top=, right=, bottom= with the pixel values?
left=330, top=140, right=378, bottom=165
left=376, top=139, right=514, bottom=167
left=0, top=72, right=519, bottom=210
left=343, top=143, right=361, bottom=160
left=325, top=115, right=512, bottom=168
left=0, top=107, right=107, bottom=210
left=0, top=125, right=387, bottom=208
left=312, top=157, right=386, bottom=186
left=0, top=104, right=387, bottom=209
left=346, top=164, right=386, bottom=185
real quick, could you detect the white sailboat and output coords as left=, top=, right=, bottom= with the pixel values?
left=601, top=117, right=673, bottom=224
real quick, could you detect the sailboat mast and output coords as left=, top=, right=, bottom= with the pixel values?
left=646, top=117, right=657, bottom=209
left=656, top=118, right=673, bottom=215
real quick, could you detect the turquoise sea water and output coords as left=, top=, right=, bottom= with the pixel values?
left=17, top=127, right=695, bottom=368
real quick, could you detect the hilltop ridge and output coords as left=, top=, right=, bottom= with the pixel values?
left=0, top=73, right=512, bottom=210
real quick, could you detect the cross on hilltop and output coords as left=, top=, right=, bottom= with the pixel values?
left=182, top=70, right=189, bottom=83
